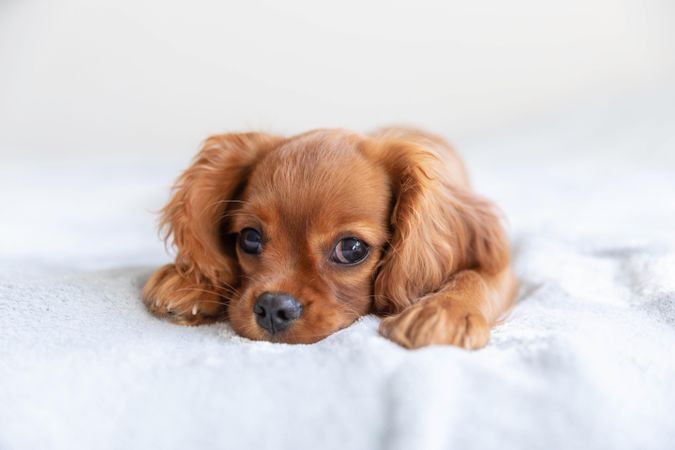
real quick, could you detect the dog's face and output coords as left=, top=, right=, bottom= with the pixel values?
left=226, top=132, right=391, bottom=343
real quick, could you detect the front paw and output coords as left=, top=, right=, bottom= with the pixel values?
left=379, top=300, right=490, bottom=350
left=142, top=264, right=226, bottom=325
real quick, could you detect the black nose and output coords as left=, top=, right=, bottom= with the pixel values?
left=254, top=292, right=303, bottom=334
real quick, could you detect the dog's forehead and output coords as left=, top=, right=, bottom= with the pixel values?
left=269, top=131, right=363, bottom=176
left=244, top=131, right=389, bottom=227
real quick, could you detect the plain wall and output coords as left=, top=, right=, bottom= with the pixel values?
left=1, top=0, right=674, bottom=158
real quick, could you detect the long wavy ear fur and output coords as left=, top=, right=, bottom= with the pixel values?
left=367, top=133, right=510, bottom=315
left=161, top=132, right=284, bottom=287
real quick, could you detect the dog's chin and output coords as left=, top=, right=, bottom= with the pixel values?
left=228, top=312, right=350, bottom=344
left=232, top=322, right=332, bottom=345
left=266, top=330, right=332, bottom=345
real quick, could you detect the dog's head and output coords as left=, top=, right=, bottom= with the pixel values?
left=161, top=129, right=507, bottom=343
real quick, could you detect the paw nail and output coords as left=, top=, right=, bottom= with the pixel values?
left=192, top=305, right=198, bottom=316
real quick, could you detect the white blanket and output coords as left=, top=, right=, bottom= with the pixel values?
left=1, top=92, right=674, bottom=450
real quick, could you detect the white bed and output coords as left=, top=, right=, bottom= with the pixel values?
left=1, top=91, right=674, bottom=450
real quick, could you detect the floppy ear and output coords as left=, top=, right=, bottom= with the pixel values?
left=161, top=132, right=284, bottom=287
left=369, top=134, right=510, bottom=315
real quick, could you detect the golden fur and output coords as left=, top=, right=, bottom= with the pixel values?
left=143, top=127, right=517, bottom=349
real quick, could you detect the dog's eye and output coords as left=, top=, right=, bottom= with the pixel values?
left=239, top=228, right=263, bottom=254
left=330, top=237, right=369, bottom=265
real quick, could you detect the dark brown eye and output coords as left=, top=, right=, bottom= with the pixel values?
left=330, top=237, right=369, bottom=265
left=239, top=228, right=262, bottom=254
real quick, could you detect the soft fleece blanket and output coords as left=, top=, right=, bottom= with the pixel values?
left=1, top=92, right=674, bottom=450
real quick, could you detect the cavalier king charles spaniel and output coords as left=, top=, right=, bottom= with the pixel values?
left=143, top=127, right=516, bottom=349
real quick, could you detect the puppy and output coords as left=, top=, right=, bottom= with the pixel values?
left=143, top=128, right=516, bottom=349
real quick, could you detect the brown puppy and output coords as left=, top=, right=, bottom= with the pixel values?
left=143, top=128, right=516, bottom=349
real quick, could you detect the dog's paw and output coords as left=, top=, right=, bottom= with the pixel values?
left=142, top=264, right=226, bottom=325
left=379, top=300, right=490, bottom=350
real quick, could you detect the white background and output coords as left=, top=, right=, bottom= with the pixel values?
left=1, top=0, right=674, bottom=159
